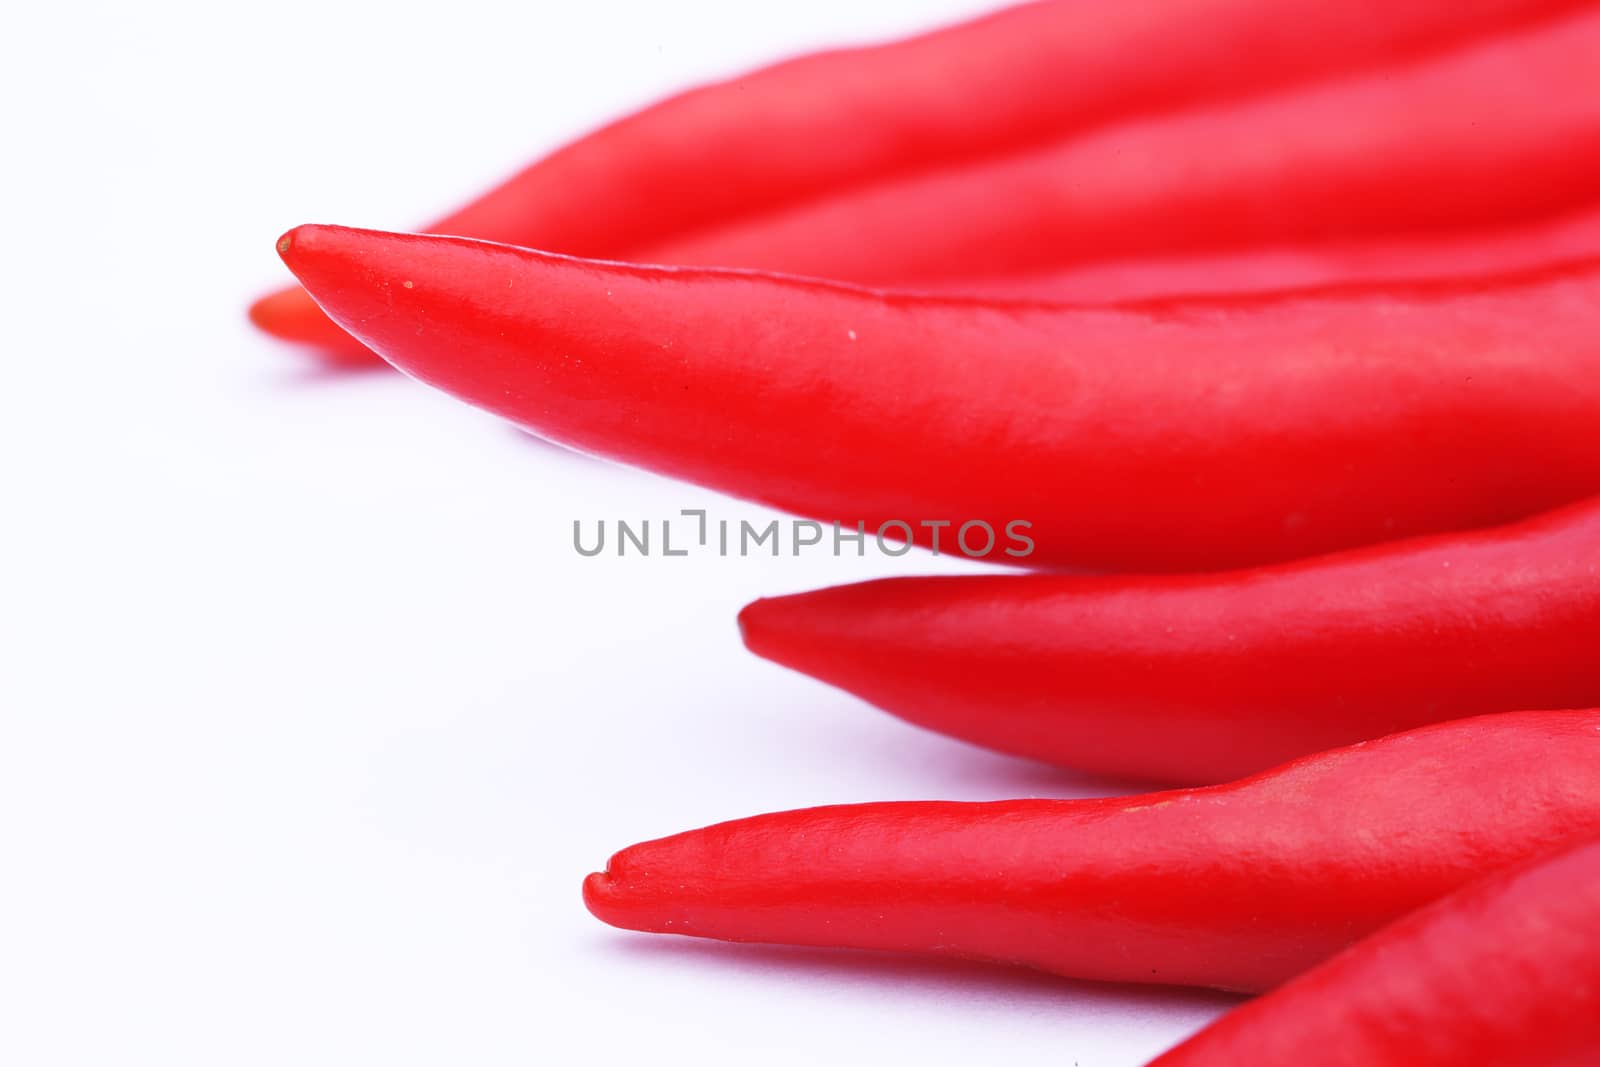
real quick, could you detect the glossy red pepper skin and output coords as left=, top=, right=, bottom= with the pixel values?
left=278, top=224, right=1600, bottom=573
left=937, top=203, right=1600, bottom=303
left=252, top=197, right=1600, bottom=361
left=643, top=10, right=1600, bottom=287
left=249, top=0, right=1586, bottom=360
left=583, top=711, right=1600, bottom=994
left=1146, top=837, right=1600, bottom=1066
left=740, top=497, right=1600, bottom=784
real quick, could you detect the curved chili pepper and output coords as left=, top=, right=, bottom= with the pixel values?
left=249, top=0, right=1586, bottom=360
left=643, top=9, right=1600, bottom=287
left=739, top=496, right=1600, bottom=784
left=582, top=711, right=1600, bottom=994
left=1145, top=836, right=1600, bottom=1066
left=275, top=224, right=1600, bottom=572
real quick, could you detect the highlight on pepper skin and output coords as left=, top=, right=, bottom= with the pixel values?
left=581, top=710, right=1600, bottom=995
left=273, top=223, right=1600, bottom=575
left=735, top=495, right=1600, bottom=784
left=247, top=0, right=1600, bottom=365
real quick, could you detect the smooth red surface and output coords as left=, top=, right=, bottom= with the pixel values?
left=648, top=9, right=1600, bottom=284
left=1147, top=837, right=1600, bottom=1065
left=277, top=224, right=1600, bottom=572
left=583, top=711, right=1600, bottom=994
left=936, top=203, right=1600, bottom=303
left=740, top=497, right=1600, bottom=783
left=249, top=0, right=1585, bottom=358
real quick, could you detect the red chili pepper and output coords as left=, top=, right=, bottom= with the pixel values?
left=249, top=0, right=1587, bottom=360
left=1145, top=836, right=1600, bottom=1066
left=275, top=224, right=1600, bottom=572
left=739, top=496, right=1600, bottom=784
left=582, top=711, right=1600, bottom=994
left=642, top=9, right=1600, bottom=287
left=934, top=202, right=1600, bottom=304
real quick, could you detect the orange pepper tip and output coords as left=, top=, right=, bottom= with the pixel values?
left=246, top=285, right=305, bottom=333
left=246, top=282, right=371, bottom=358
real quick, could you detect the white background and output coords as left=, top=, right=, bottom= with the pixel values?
left=2, top=2, right=1236, bottom=1062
